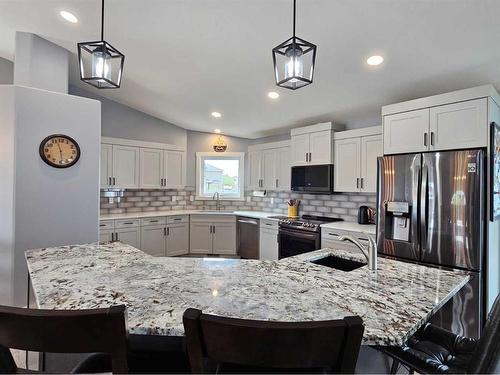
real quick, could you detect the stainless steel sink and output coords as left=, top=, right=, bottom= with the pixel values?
left=310, top=255, right=366, bottom=272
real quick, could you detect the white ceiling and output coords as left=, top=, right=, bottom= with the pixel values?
left=1, top=0, right=500, bottom=138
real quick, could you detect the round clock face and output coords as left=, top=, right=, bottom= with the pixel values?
left=39, top=134, right=81, bottom=168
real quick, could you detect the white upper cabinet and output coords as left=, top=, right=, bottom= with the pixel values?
left=261, top=150, right=277, bottom=190
left=247, top=142, right=291, bottom=191
left=277, top=147, right=291, bottom=190
left=100, top=144, right=113, bottom=188
left=101, top=137, right=186, bottom=190
left=140, top=148, right=163, bottom=188
left=309, top=130, right=333, bottom=164
left=248, top=151, right=263, bottom=190
left=164, top=150, right=185, bottom=188
left=334, top=137, right=361, bottom=192
left=429, top=98, right=487, bottom=151
left=383, top=109, right=430, bottom=155
left=360, top=135, right=383, bottom=192
left=290, top=134, right=310, bottom=166
left=290, top=123, right=339, bottom=166
left=382, top=86, right=493, bottom=155
left=112, top=145, right=140, bottom=188
left=333, top=127, right=382, bottom=193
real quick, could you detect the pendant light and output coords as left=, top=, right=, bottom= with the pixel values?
left=77, top=0, right=125, bottom=89
left=272, top=0, right=316, bottom=90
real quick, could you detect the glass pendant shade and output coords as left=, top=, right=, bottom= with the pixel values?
left=78, top=41, right=124, bottom=89
left=273, top=36, right=316, bottom=90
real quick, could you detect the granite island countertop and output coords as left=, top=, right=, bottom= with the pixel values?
left=26, top=242, right=469, bottom=346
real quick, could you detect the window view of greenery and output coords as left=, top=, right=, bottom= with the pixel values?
left=202, top=158, right=240, bottom=197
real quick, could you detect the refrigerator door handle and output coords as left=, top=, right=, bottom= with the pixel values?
left=420, top=163, right=429, bottom=251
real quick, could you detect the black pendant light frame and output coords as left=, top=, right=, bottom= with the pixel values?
left=77, top=0, right=125, bottom=89
left=272, top=0, right=317, bottom=90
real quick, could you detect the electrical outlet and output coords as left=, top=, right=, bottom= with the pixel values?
left=172, top=196, right=176, bottom=202
left=270, top=197, right=274, bottom=205
left=190, top=195, right=194, bottom=202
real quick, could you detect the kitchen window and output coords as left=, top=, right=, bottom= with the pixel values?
left=196, top=152, right=245, bottom=200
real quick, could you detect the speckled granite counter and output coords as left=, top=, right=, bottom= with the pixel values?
left=26, top=243, right=469, bottom=346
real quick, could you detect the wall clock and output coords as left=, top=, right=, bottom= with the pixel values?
left=39, top=134, right=81, bottom=168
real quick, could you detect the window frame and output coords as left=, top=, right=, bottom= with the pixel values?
left=195, top=152, right=245, bottom=201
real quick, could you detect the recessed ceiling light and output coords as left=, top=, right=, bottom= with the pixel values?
left=214, top=129, right=221, bottom=134
left=367, top=55, right=384, bottom=66
left=268, top=91, right=280, bottom=99
left=211, top=111, right=222, bottom=118
left=60, top=10, right=78, bottom=23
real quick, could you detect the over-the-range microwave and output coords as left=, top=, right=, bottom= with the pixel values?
left=291, top=164, right=334, bottom=194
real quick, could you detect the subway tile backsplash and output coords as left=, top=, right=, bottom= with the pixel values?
left=100, top=188, right=376, bottom=223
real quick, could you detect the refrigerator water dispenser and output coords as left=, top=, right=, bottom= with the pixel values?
left=385, top=201, right=411, bottom=242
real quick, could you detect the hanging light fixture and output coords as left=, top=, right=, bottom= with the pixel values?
left=77, top=0, right=125, bottom=89
left=272, top=0, right=316, bottom=90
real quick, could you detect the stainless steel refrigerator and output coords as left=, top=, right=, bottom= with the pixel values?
left=377, top=149, right=484, bottom=338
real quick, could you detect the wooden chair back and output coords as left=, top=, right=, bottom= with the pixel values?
left=183, top=308, right=364, bottom=373
left=0, top=304, right=128, bottom=373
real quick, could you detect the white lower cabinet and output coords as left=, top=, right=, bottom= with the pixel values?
left=141, top=225, right=166, bottom=257
left=259, top=219, right=279, bottom=260
left=189, top=215, right=236, bottom=255
left=99, top=229, right=114, bottom=243
left=115, top=227, right=141, bottom=248
left=166, top=216, right=190, bottom=256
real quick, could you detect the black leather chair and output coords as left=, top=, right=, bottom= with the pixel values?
left=380, top=294, right=500, bottom=374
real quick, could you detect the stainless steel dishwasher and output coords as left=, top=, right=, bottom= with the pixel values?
left=237, top=216, right=259, bottom=259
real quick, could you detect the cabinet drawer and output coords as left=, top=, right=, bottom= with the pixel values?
left=260, top=219, right=278, bottom=230
left=115, top=219, right=140, bottom=228
left=141, top=217, right=167, bottom=226
left=167, top=215, right=189, bottom=224
left=99, top=220, right=114, bottom=230
left=190, top=214, right=235, bottom=223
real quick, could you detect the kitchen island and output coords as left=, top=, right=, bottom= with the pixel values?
left=26, top=242, right=469, bottom=346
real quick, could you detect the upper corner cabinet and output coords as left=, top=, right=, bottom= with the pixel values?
left=290, top=122, right=339, bottom=166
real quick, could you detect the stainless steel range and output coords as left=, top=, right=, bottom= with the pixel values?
left=269, top=215, right=344, bottom=259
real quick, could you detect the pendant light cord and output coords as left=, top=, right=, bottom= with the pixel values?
left=101, top=0, right=105, bottom=41
left=292, top=0, right=296, bottom=38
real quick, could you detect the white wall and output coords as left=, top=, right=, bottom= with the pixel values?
left=0, top=85, right=101, bottom=306
left=13, top=32, right=68, bottom=94
left=0, top=57, right=13, bottom=84
left=69, top=85, right=187, bottom=148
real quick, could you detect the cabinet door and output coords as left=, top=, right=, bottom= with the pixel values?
left=276, top=147, right=291, bottom=191
left=164, top=151, right=185, bottom=188
left=112, top=145, right=140, bottom=188
left=259, top=227, right=279, bottom=260
left=213, top=222, right=237, bottom=255
left=140, top=148, right=163, bottom=188
left=140, top=225, right=166, bottom=256
left=166, top=223, right=189, bottom=256
left=430, top=98, right=487, bottom=151
left=189, top=222, right=213, bottom=254
left=383, top=109, right=429, bottom=154
left=99, top=229, right=114, bottom=243
left=334, top=137, right=361, bottom=192
left=291, top=134, right=310, bottom=166
left=100, top=144, right=113, bottom=188
left=248, top=151, right=262, bottom=189
left=309, top=130, right=332, bottom=164
left=261, top=150, right=277, bottom=190
left=116, top=227, right=141, bottom=249
left=360, top=135, right=383, bottom=193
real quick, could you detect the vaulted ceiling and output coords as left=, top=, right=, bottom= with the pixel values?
left=1, top=0, right=500, bottom=138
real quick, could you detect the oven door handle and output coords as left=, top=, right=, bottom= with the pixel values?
left=279, top=229, right=318, bottom=241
